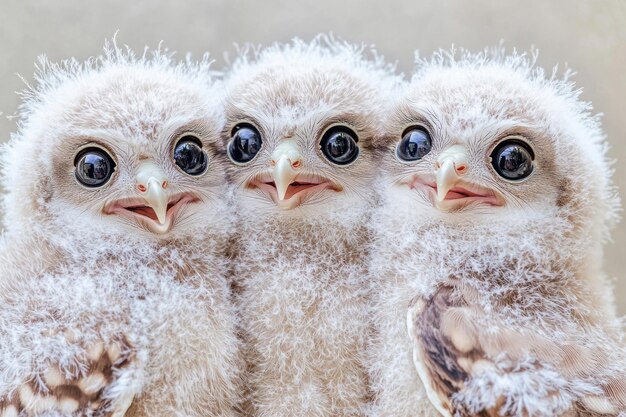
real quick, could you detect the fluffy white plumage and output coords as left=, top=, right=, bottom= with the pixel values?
left=368, top=47, right=626, bottom=417
left=0, top=40, right=242, bottom=416
left=222, top=36, right=401, bottom=416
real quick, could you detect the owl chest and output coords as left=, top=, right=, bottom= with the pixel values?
left=234, top=230, right=371, bottom=414
left=235, top=233, right=370, bottom=316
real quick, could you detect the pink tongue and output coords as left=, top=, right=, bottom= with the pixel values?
left=130, top=206, right=159, bottom=221
left=445, top=191, right=469, bottom=200
left=284, top=183, right=317, bottom=199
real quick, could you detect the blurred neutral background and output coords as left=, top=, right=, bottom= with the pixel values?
left=0, top=0, right=624, bottom=313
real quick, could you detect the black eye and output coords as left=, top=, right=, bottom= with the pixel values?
left=228, top=124, right=263, bottom=164
left=74, top=148, right=116, bottom=187
left=490, top=139, right=535, bottom=181
left=320, top=127, right=359, bottom=165
left=397, top=127, right=432, bottom=161
left=174, top=136, right=208, bottom=176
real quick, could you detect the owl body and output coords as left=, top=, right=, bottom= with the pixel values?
left=0, top=43, right=241, bottom=416
left=223, top=38, right=400, bottom=416
left=369, top=50, right=625, bottom=417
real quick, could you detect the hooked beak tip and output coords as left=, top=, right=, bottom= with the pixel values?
left=435, top=160, right=460, bottom=203
left=273, top=156, right=298, bottom=201
left=155, top=211, right=167, bottom=225
left=145, top=178, right=169, bottom=224
left=436, top=188, right=447, bottom=203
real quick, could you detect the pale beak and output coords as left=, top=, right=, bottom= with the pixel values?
left=435, top=145, right=469, bottom=202
left=270, top=141, right=302, bottom=201
left=135, top=162, right=169, bottom=224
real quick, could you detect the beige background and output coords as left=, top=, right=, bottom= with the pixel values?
left=0, top=0, right=624, bottom=314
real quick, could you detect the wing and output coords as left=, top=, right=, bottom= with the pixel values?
left=0, top=334, right=139, bottom=417
left=0, top=240, right=144, bottom=417
left=407, top=285, right=626, bottom=417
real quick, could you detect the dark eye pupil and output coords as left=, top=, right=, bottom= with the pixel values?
left=75, top=149, right=115, bottom=187
left=491, top=140, right=534, bottom=180
left=321, top=129, right=359, bottom=165
left=328, top=134, right=349, bottom=157
left=174, top=137, right=207, bottom=176
left=229, top=126, right=262, bottom=163
left=81, top=155, right=108, bottom=180
left=397, top=128, right=432, bottom=161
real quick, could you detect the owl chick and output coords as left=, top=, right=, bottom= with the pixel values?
left=0, top=41, right=241, bottom=416
left=369, top=48, right=626, bottom=417
left=222, top=37, right=400, bottom=417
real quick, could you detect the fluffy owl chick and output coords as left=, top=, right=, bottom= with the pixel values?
left=0, top=41, right=241, bottom=416
left=222, top=37, right=400, bottom=417
left=369, top=48, right=626, bottom=417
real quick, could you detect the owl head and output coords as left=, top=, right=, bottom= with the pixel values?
left=380, top=48, right=619, bottom=245
left=1, top=40, right=228, bottom=242
left=222, top=36, right=400, bottom=219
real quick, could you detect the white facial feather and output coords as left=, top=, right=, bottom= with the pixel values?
left=223, top=35, right=402, bottom=216
left=1, top=39, right=232, bottom=240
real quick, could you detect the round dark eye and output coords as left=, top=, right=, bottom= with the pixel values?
left=174, top=136, right=207, bottom=176
left=490, top=139, right=535, bottom=181
left=228, top=124, right=263, bottom=164
left=74, top=148, right=116, bottom=187
left=397, top=127, right=432, bottom=161
left=320, top=127, right=359, bottom=165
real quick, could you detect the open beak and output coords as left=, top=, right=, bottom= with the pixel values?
left=246, top=140, right=342, bottom=209
left=103, top=161, right=200, bottom=234
left=271, top=141, right=302, bottom=201
left=402, top=145, right=503, bottom=210
left=397, top=144, right=503, bottom=210
left=274, top=155, right=299, bottom=201
left=135, top=162, right=169, bottom=224
left=435, top=145, right=469, bottom=202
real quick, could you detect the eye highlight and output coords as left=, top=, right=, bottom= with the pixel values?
left=320, top=126, right=359, bottom=165
left=174, top=135, right=208, bottom=176
left=490, top=138, right=535, bottom=181
left=228, top=124, right=263, bottom=164
left=396, top=127, right=432, bottom=161
left=74, top=147, right=116, bottom=187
